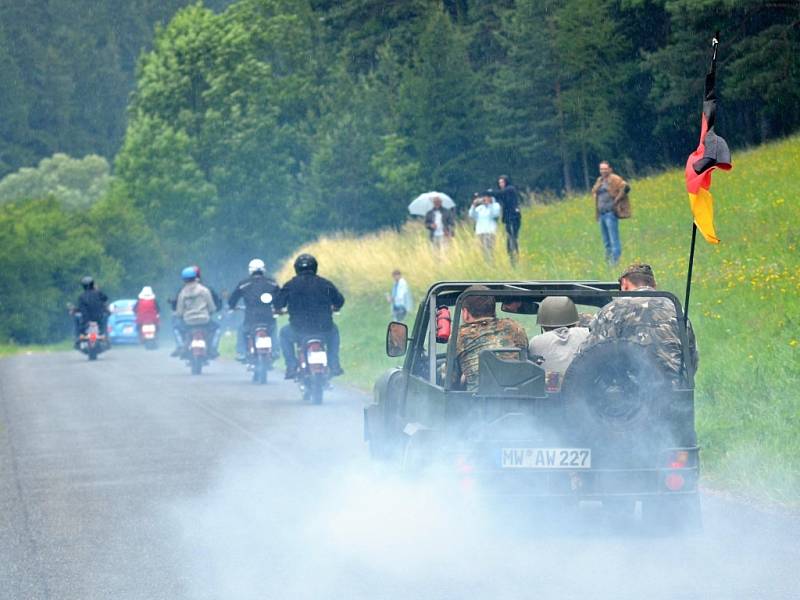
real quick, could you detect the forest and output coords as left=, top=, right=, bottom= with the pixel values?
left=0, top=0, right=798, bottom=343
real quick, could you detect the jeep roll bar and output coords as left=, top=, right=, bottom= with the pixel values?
left=438, top=282, right=695, bottom=390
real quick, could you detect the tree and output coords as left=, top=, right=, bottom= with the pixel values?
left=396, top=9, right=485, bottom=202
left=0, top=153, right=112, bottom=208
left=0, top=198, right=119, bottom=343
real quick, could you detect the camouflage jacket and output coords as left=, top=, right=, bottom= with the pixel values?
left=581, top=287, right=698, bottom=376
left=456, top=317, right=529, bottom=390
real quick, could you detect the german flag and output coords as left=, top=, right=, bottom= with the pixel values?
left=685, top=36, right=732, bottom=244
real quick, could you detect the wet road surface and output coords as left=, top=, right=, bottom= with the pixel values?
left=1, top=348, right=798, bottom=599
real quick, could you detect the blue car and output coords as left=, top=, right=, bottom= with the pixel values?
left=107, top=299, right=139, bottom=345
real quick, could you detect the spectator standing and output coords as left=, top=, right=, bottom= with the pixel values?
left=591, top=161, right=631, bottom=265
left=424, top=196, right=455, bottom=250
left=468, top=193, right=501, bottom=262
left=386, top=269, right=414, bottom=322
left=491, top=175, right=522, bottom=264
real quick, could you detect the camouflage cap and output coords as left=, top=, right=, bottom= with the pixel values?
left=620, top=263, right=654, bottom=280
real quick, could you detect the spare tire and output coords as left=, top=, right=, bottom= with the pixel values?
left=561, top=339, right=673, bottom=434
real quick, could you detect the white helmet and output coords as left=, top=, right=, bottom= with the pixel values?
left=138, top=286, right=155, bottom=300
left=248, top=258, right=266, bottom=275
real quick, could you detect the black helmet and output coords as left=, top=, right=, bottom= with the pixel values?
left=294, top=253, right=318, bottom=275
left=81, top=276, right=95, bottom=290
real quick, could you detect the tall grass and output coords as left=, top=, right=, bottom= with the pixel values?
left=280, top=136, right=800, bottom=505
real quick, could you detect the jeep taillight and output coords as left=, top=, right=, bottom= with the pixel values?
left=665, top=473, right=685, bottom=491
left=667, top=450, right=690, bottom=469
left=664, top=450, right=690, bottom=491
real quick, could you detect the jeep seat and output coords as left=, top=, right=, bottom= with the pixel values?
left=477, top=349, right=546, bottom=398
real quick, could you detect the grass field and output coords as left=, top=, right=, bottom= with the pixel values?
left=278, top=136, right=800, bottom=506
left=0, top=340, right=72, bottom=356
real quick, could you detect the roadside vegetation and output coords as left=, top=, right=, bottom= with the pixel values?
left=0, top=341, right=72, bottom=357
left=279, top=136, right=800, bottom=506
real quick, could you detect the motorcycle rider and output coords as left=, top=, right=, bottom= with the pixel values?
left=228, top=258, right=281, bottom=361
left=73, top=276, right=109, bottom=346
left=133, top=286, right=160, bottom=334
left=169, top=265, right=222, bottom=356
left=274, top=254, right=345, bottom=379
left=174, top=266, right=219, bottom=357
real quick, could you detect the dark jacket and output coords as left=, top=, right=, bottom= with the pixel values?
left=228, top=274, right=280, bottom=326
left=77, top=289, right=108, bottom=322
left=424, top=207, right=455, bottom=240
left=490, top=184, right=521, bottom=224
left=274, top=272, right=345, bottom=333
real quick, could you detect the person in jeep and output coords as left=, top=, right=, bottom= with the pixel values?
left=455, top=285, right=528, bottom=390
left=580, top=263, right=698, bottom=375
left=529, top=296, right=589, bottom=375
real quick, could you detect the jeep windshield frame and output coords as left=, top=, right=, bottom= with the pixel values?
left=422, top=281, right=695, bottom=391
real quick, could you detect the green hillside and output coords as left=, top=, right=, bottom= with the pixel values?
left=280, top=136, right=800, bottom=505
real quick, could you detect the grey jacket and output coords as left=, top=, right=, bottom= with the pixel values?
left=176, top=281, right=217, bottom=326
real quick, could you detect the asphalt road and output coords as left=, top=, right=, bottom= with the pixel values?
left=1, top=347, right=798, bottom=600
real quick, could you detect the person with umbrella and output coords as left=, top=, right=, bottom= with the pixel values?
left=423, top=195, right=455, bottom=249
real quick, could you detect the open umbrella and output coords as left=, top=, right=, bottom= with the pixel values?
left=408, top=191, right=455, bottom=216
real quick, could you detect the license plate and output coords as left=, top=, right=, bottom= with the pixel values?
left=307, top=351, right=327, bottom=365
left=190, top=339, right=206, bottom=349
left=501, top=448, right=591, bottom=469
left=255, top=337, right=272, bottom=349
left=123, top=325, right=134, bottom=334
left=141, top=324, right=156, bottom=334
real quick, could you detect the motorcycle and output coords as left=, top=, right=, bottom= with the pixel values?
left=296, top=336, right=329, bottom=404
left=183, top=326, right=209, bottom=375
left=139, top=323, right=159, bottom=350
left=77, top=320, right=109, bottom=361
left=246, top=324, right=274, bottom=384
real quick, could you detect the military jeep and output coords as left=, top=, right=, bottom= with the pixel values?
left=364, top=281, right=701, bottom=530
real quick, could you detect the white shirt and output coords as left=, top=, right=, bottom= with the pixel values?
left=433, top=211, right=444, bottom=237
left=391, top=278, right=414, bottom=311
left=469, top=201, right=501, bottom=235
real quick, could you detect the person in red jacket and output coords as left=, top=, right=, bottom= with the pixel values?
left=134, top=286, right=160, bottom=332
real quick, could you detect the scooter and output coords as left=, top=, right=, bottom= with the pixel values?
left=183, top=326, right=209, bottom=375
left=296, top=337, right=329, bottom=404
left=246, top=324, right=274, bottom=384
left=139, top=323, right=159, bottom=350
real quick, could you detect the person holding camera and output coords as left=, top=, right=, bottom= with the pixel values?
left=468, top=193, right=501, bottom=262
left=485, top=175, right=522, bottom=264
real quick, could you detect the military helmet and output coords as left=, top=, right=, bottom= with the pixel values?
left=537, top=296, right=579, bottom=328
left=294, top=253, right=318, bottom=275
left=620, top=263, right=654, bottom=280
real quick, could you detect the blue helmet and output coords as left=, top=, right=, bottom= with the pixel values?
left=181, top=266, right=198, bottom=282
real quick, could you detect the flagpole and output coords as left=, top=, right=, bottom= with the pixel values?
left=683, top=32, right=719, bottom=325
left=684, top=222, right=698, bottom=324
